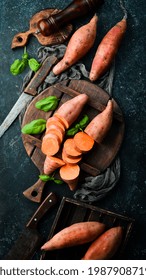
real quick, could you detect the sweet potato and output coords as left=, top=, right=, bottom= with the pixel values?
left=84, top=99, right=113, bottom=143
left=46, top=128, right=64, bottom=142
left=82, top=226, right=123, bottom=260
left=73, top=131, right=94, bottom=153
left=41, top=221, right=105, bottom=251
left=59, top=164, right=80, bottom=191
left=53, top=15, right=98, bottom=75
left=44, top=156, right=65, bottom=175
left=62, top=149, right=82, bottom=165
left=55, top=94, right=89, bottom=127
left=89, top=17, right=127, bottom=81
left=41, top=133, right=61, bottom=156
left=63, top=138, right=82, bottom=158
left=46, top=116, right=66, bottom=131
left=46, top=123, right=65, bottom=134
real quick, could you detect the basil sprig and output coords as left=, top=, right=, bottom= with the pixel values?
left=39, top=174, right=63, bottom=184
left=10, top=47, right=41, bottom=75
left=21, top=119, right=46, bottom=135
left=35, top=96, right=59, bottom=112
left=66, top=114, right=89, bottom=136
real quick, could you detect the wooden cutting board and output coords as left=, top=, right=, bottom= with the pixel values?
left=22, top=79, right=124, bottom=203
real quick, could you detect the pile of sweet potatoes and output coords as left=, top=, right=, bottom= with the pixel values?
left=41, top=93, right=114, bottom=191
left=41, top=221, right=123, bottom=260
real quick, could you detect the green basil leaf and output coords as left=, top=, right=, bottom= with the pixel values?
left=53, top=179, right=64, bottom=184
left=28, top=58, right=41, bottom=72
left=21, top=119, right=46, bottom=134
left=39, top=175, right=52, bottom=182
left=66, top=127, right=79, bottom=136
left=79, top=114, right=89, bottom=128
left=10, top=59, right=28, bottom=75
left=35, top=96, right=59, bottom=112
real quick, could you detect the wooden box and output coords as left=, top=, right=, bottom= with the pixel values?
left=41, top=197, right=134, bottom=260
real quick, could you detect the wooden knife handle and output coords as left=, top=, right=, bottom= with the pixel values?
left=26, top=192, right=57, bottom=230
left=24, top=56, right=58, bottom=96
left=38, top=0, right=104, bottom=36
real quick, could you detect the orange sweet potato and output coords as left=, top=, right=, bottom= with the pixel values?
left=84, top=99, right=113, bottom=143
left=41, top=221, right=105, bottom=251
left=44, top=156, right=65, bottom=175
left=59, top=163, right=80, bottom=191
left=82, top=226, right=123, bottom=260
left=53, top=15, right=98, bottom=75
left=73, top=131, right=94, bottom=153
left=89, top=18, right=127, bottom=81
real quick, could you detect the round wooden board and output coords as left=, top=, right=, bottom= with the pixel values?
left=22, top=79, right=125, bottom=179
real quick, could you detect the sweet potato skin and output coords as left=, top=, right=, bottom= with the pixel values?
left=82, top=226, right=123, bottom=260
left=89, top=18, right=127, bottom=81
left=84, top=99, right=113, bottom=143
left=41, top=221, right=105, bottom=251
left=53, top=15, right=98, bottom=75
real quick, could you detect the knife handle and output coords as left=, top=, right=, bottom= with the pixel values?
left=26, top=192, right=57, bottom=230
left=24, top=56, right=58, bottom=96
left=37, top=0, right=103, bottom=36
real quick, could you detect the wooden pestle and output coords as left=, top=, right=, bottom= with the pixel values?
left=37, top=0, right=104, bottom=36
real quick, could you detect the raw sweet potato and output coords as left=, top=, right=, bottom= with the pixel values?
left=89, top=18, right=127, bottom=81
left=63, top=138, right=82, bottom=158
left=62, top=149, right=82, bottom=165
left=59, top=164, right=80, bottom=191
left=53, top=15, right=98, bottom=75
left=55, top=94, right=89, bottom=127
left=46, top=116, right=66, bottom=131
left=41, top=133, right=61, bottom=156
left=82, top=226, right=123, bottom=260
left=84, top=99, right=113, bottom=143
left=44, top=156, right=65, bottom=175
left=41, top=221, right=105, bottom=251
left=73, top=131, right=94, bottom=153
left=46, top=128, right=64, bottom=142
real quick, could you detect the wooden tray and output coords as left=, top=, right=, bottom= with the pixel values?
left=41, top=197, right=134, bottom=260
left=22, top=79, right=125, bottom=202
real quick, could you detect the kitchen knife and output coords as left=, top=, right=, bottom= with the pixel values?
left=0, top=55, right=58, bottom=138
left=5, top=192, right=57, bottom=260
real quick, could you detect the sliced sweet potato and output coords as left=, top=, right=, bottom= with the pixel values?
left=59, top=164, right=80, bottom=191
left=41, top=133, right=61, bottom=156
left=46, top=128, right=64, bottom=142
left=62, top=149, right=82, bottom=165
left=74, top=131, right=94, bottom=153
left=54, top=113, right=69, bottom=129
left=63, top=138, right=82, bottom=158
left=46, top=123, right=65, bottom=134
left=44, top=156, right=65, bottom=175
left=46, top=116, right=66, bottom=131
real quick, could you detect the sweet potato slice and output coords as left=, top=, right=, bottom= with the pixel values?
left=59, top=164, right=80, bottom=191
left=74, top=131, right=94, bottom=153
left=82, top=226, right=123, bottom=260
left=54, top=113, right=69, bottom=129
left=44, top=156, right=65, bottom=175
left=41, top=133, right=61, bottom=156
left=46, top=116, right=66, bottom=131
left=63, top=138, right=82, bottom=157
left=62, top=149, right=82, bottom=165
left=46, top=123, right=65, bottom=134
left=46, top=128, right=64, bottom=142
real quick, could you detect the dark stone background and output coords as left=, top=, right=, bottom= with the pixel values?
left=0, top=0, right=145, bottom=260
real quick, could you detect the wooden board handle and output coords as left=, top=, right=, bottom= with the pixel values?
left=23, top=179, right=45, bottom=203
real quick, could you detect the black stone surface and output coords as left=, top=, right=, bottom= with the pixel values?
left=0, top=0, right=146, bottom=260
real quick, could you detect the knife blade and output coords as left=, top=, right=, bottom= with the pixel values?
left=0, top=55, right=58, bottom=138
left=5, top=192, right=57, bottom=260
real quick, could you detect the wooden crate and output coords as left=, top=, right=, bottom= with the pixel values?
left=41, top=197, right=134, bottom=260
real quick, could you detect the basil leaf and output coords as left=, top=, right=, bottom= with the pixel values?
left=10, top=59, right=28, bottom=75
left=53, top=179, right=64, bottom=184
left=39, top=175, right=52, bottom=182
left=35, top=96, right=59, bottom=112
left=79, top=114, right=89, bottom=128
left=28, top=58, right=41, bottom=72
left=21, top=119, right=46, bottom=134
left=66, top=127, right=79, bottom=136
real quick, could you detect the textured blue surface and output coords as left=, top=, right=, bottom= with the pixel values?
left=0, top=0, right=146, bottom=259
